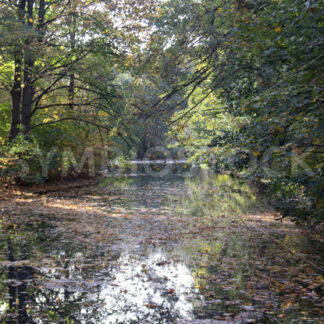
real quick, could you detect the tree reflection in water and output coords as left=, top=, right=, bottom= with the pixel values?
left=0, top=172, right=323, bottom=323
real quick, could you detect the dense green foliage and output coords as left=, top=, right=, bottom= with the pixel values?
left=153, top=0, right=324, bottom=225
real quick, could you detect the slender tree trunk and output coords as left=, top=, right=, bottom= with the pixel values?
left=68, top=0, right=76, bottom=110
left=9, top=0, right=27, bottom=141
left=10, top=56, right=22, bottom=141
left=21, top=57, right=35, bottom=135
left=38, top=0, right=46, bottom=41
left=21, top=0, right=35, bottom=135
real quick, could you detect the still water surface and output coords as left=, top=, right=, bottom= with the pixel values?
left=0, top=170, right=323, bottom=323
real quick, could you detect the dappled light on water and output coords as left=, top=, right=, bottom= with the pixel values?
left=0, top=172, right=323, bottom=323
left=99, top=251, right=194, bottom=323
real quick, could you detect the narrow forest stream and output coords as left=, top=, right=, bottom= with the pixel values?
left=0, top=168, right=323, bottom=323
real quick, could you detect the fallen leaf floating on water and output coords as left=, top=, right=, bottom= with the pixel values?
left=144, top=303, right=159, bottom=309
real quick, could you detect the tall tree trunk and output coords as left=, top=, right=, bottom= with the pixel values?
left=21, top=0, right=35, bottom=135
left=9, top=0, right=27, bottom=141
left=21, top=0, right=47, bottom=135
